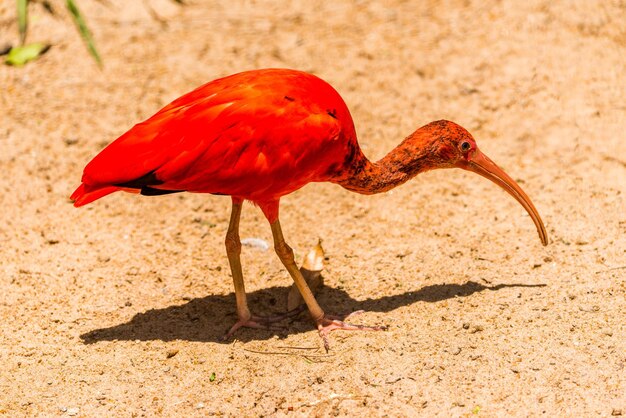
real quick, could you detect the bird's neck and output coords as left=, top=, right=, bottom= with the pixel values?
left=336, top=132, right=439, bottom=195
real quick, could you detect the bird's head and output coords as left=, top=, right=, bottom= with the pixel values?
left=415, top=120, right=548, bottom=246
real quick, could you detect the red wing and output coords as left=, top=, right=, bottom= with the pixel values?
left=160, top=104, right=343, bottom=199
left=77, top=69, right=346, bottom=201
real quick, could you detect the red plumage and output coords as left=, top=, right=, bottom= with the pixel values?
left=72, top=69, right=359, bottom=221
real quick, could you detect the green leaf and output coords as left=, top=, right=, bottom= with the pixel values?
left=17, top=0, right=28, bottom=45
left=5, top=43, right=49, bottom=66
left=209, top=372, right=216, bottom=382
left=66, top=0, right=102, bottom=66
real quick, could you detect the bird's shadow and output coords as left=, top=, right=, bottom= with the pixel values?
left=80, top=279, right=546, bottom=344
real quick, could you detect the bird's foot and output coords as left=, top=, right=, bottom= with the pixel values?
left=316, top=310, right=387, bottom=352
left=223, top=308, right=303, bottom=341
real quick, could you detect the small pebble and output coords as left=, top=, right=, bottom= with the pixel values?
left=196, top=402, right=205, bottom=409
left=67, top=407, right=80, bottom=416
left=612, top=409, right=623, bottom=416
left=470, top=325, right=484, bottom=334
left=166, top=349, right=179, bottom=359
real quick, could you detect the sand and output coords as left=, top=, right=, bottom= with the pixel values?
left=1, top=0, right=625, bottom=416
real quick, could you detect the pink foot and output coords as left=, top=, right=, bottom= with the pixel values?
left=223, top=309, right=302, bottom=341
left=316, top=311, right=387, bottom=352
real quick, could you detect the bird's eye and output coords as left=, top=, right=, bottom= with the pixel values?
left=461, top=141, right=471, bottom=152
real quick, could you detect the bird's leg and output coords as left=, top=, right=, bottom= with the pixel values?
left=269, top=219, right=385, bottom=351
left=223, top=200, right=252, bottom=337
left=223, top=199, right=300, bottom=340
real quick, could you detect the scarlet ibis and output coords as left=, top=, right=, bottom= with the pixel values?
left=72, top=68, right=548, bottom=349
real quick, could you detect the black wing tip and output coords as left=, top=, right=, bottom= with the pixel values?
left=114, top=170, right=163, bottom=189
left=140, top=187, right=183, bottom=196
left=115, top=171, right=184, bottom=196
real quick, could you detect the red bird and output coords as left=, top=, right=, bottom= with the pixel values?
left=72, top=68, right=548, bottom=349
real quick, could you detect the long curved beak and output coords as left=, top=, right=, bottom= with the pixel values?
left=458, top=149, right=548, bottom=246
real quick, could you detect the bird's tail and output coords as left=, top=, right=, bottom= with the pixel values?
left=70, top=183, right=120, bottom=207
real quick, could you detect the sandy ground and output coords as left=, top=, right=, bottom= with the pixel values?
left=1, top=0, right=625, bottom=416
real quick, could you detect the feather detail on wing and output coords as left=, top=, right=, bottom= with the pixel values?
left=72, top=69, right=355, bottom=205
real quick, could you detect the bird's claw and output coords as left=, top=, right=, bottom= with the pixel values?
left=223, top=309, right=303, bottom=341
left=316, top=311, right=387, bottom=352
